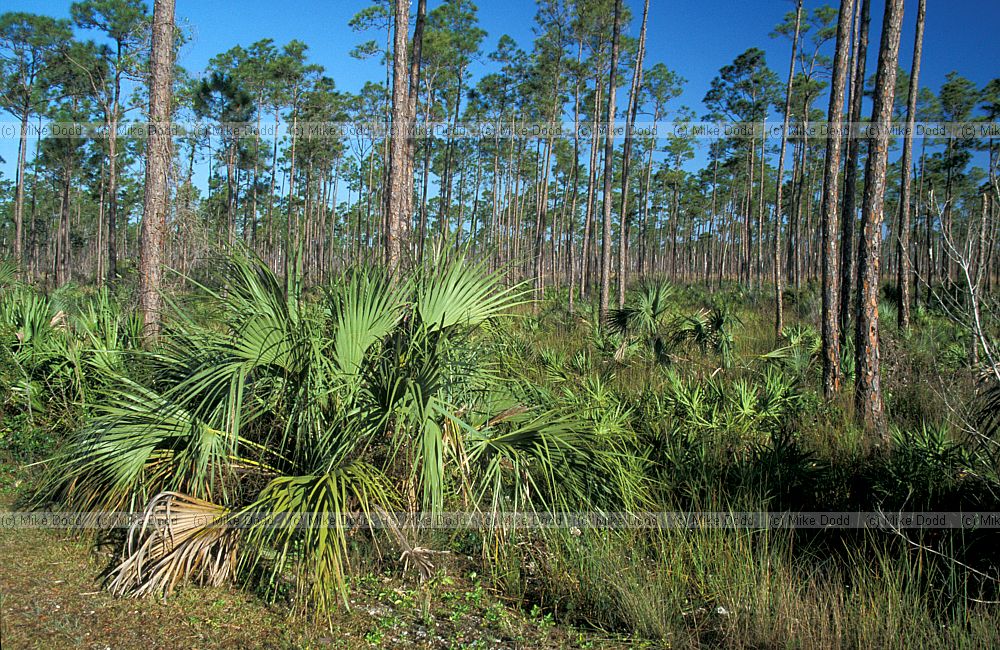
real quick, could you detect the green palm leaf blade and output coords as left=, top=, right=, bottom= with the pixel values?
left=327, top=267, right=405, bottom=379
left=237, top=462, right=398, bottom=613
left=35, top=378, right=235, bottom=513
left=415, top=255, right=525, bottom=332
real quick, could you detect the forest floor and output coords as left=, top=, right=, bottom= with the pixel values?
left=0, top=491, right=637, bottom=650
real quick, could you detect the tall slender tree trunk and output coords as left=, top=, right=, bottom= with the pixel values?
left=226, top=143, right=237, bottom=244
left=856, top=0, right=905, bottom=439
left=756, top=119, right=766, bottom=287
left=418, top=85, right=436, bottom=264
left=599, top=0, right=623, bottom=323
left=896, top=0, right=924, bottom=330
left=403, top=0, right=427, bottom=255
left=106, top=42, right=125, bottom=286
left=27, top=127, right=41, bottom=280
left=534, top=91, right=560, bottom=301
left=107, top=120, right=120, bottom=284
left=568, top=40, right=583, bottom=314
left=286, top=85, right=300, bottom=274
left=385, top=0, right=412, bottom=273
left=744, top=125, right=755, bottom=285
left=438, top=70, right=465, bottom=241
left=819, top=0, right=856, bottom=398
left=791, top=139, right=803, bottom=290
left=840, top=0, right=871, bottom=348
left=248, top=93, right=263, bottom=250
left=96, top=167, right=106, bottom=284
left=705, top=154, right=719, bottom=285
left=774, top=0, right=803, bottom=339
left=13, top=111, right=29, bottom=272
left=139, top=0, right=175, bottom=341
left=266, top=108, right=280, bottom=269
left=55, top=166, right=72, bottom=287
left=616, top=0, right=649, bottom=308
left=580, top=74, right=602, bottom=298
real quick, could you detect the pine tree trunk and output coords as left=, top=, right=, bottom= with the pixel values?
left=896, top=0, right=924, bottom=330
left=616, top=0, right=649, bottom=308
left=56, top=166, right=72, bottom=287
left=13, top=111, right=29, bottom=272
left=580, top=75, right=602, bottom=299
left=774, top=0, right=803, bottom=340
left=598, top=0, right=622, bottom=323
left=107, top=115, right=120, bottom=284
left=139, top=0, right=175, bottom=342
left=568, top=40, right=584, bottom=314
left=385, top=0, right=410, bottom=274
left=403, top=0, right=426, bottom=258
left=839, top=0, right=871, bottom=348
left=856, top=0, right=905, bottom=439
left=820, top=0, right=856, bottom=397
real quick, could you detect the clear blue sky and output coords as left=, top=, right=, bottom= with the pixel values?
left=2, top=0, right=999, bottom=180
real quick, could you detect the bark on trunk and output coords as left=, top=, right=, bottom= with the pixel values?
left=385, top=0, right=411, bottom=274
left=820, top=0, right=856, bottom=397
left=839, top=0, right=871, bottom=348
left=896, top=0, right=924, bottom=330
left=773, top=0, right=803, bottom=340
left=616, top=0, right=649, bottom=308
left=13, top=112, right=29, bottom=272
left=599, top=0, right=622, bottom=323
left=856, top=0, right=905, bottom=439
left=139, top=0, right=176, bottom=342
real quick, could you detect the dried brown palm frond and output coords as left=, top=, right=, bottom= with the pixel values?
left=371, top=504, right=448, bottom=581
left=50, top=310, right=69, bottom=330
left=107, top=491, right=239, bottom=598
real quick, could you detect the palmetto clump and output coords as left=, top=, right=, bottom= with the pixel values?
left=1, top=269, right=143, bottom=414
left=665, top=305, right=740, bottom=368
left=605, top=282, right=742, bottom=368
left=34, top=252, right=613, bottom=616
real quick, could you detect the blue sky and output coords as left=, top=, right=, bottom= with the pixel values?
left=2, top=0, right=999, bottom=181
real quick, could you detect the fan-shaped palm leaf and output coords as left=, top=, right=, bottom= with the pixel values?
left=415, top=254, right=524, bottom=332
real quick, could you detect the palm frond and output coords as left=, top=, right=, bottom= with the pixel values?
left=37, top=378, right=236, bottom=513
left=415, top=255, right=524, bottom=332
left=107, top=491, right=239, bottom=598
left=327, top=266, right=404, bottom=379
left=466, top=408, right=594, bottom=518
left=238, top=462, right=398, bottom=612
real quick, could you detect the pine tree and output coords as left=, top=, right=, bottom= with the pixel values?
left=856, top=0, right=905, bottom=438
left=139, top=0, right=175, bottom=341
left=819, top=0, right=856, bottom=398
left=896, top=0, right=924, bottom=330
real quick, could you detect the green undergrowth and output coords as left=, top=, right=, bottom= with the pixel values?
left=2, top=264, right=999, bottom=648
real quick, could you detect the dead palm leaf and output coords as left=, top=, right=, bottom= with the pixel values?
left=107, top=491, right=239, bottom=598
